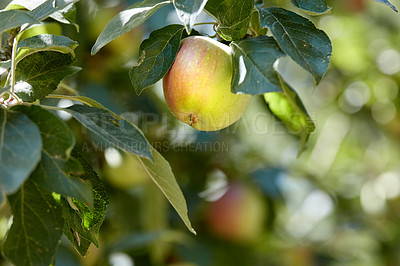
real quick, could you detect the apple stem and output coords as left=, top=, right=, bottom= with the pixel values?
left=189, top=114, right=199, bottom=126
left=248, top=27, right=257, bottom=37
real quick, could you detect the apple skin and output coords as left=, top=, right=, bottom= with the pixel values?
left=206, top=183, right=266, bottom=242
left=163, top=36, right=251, bottom=131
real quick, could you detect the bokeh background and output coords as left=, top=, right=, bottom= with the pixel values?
left=2, top=0, right=400, bottom=265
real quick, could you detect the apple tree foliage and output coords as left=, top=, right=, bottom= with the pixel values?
left=0, top=0, right=397, bottom=265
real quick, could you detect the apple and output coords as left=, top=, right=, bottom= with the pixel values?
left=206, top=183, right=266, bottom=242
left=163, top=36, right=251, bottom=131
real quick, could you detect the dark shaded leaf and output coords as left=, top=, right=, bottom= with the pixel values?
left=62, top=151, right=109, bottom=256
left=0, top=10, right=38, bottom=33
left=14, top=51, right=81, bottom=102
left=173, top=0, right=208, bottom=33
left=11, top=105, right=73, bottom=158
left=231, top=35, right=285, bottom=95
left=264, top=75, right=315, bottom=154
left=3, top=180, right=64, bottom=266
left=31, top=153, right=92, bottom=204
left=65, top=105, right=153, bottom=160
left=205, top=0, right=253, bottom=41
left=130, top=24, right=185, bottom=94
left=12, top=105, right=92, bottom=205
left=290, top=0, right=332, bottom=15
left=258, top=7, right=331, bottom=83
left=91, top=0, right=170, bottom=55
left=0, top=109, right=41, bottom=194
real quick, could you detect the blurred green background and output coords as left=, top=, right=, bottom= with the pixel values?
left=2, top=0, right=400, bottom=265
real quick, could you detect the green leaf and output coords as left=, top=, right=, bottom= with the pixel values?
left=31, top=153, right=92, bottom=204
left=14, top=51, right=81, bottom=102
left=12, top=105, right=73, bottom=158
left=28, top=0, right=79, bottom=21
left=47, top=94, right=116, bottom=113
left=61, top=151, right=109, bottom=256
left=138, top=147, right=196, bottom=235
left=65, top=105, right=153, bottom=161
left=173, top=0, right=208, bottom=34
left=17, top=34, right=79, bottom=63
left=0, top=109, right=41, bottom=194
left=264, top=75, right=315, bottom=155
left=230, top=35, right=285, bottom=95
left=3, top=179, right=64, bottom=266
left=130, top=24, right=185, bottom=95
left=12, top=105, right=92, bottom=205
left=7, top=0, right=79, bottom=29
left=373, top=0, right=398, bottom=11
left=290, top=0, right=332, bottom=15
left=0, top=9, right=38, bottom=33
left=91, top=0, right=170, bottom=55
left=258, top=7, right=331, bottom=83
left=250, top=9, right=268, bottom=36
left=49, top=3, right=79, bottom=30
left=205, top=0, right=253, bottom=41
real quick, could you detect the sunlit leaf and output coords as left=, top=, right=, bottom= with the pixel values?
left=17, top=34, right=78, bottom=63
left=14, top=51, right=81, bottom=102
left=0, top=10, right=38, bottom=33
left=7, top=0, right=79, bottom=29
left=91, top=0, right=170, bottom=55
left=173, top=0, right=208, bottom=34
left=28, top=0, right=79, bottom=21
left=264, top=75, right=315, bottom=154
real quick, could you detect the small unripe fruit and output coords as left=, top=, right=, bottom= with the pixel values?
left=163, top=36, right=251, bottom=131
left=206, top=183, right=266, bottom=242
left=104, top=153, right=149, bottom=189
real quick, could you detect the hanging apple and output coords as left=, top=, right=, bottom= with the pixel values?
left=163, top=36, right=251, bottom=131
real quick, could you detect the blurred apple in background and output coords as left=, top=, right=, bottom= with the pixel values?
left=205, top=183, right=267, bottom=242
left=103, top=148, right=149, bottom=189
left=346, top=0, right=366, bottom=12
